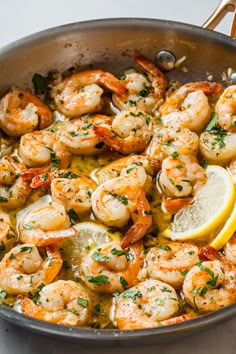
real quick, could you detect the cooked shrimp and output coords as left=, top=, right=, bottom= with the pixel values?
left=159, top=82, right=222, bottom=132
left=0, top=155, right=31, bottom=209
left=145, top=127, right=199, bottom=163
left=52, top=175, right=96, bottom=215
left=0, top=243, right=62, bottom=295
left=80, top=240, right=144, bottom=293
left=95, top=154, right=159, bottom=186
left=111, top=279, right=179, bottom=329
left=112, top=52, right=168, bottom=114
left=57, top=114, right=112, bottom=155
left=19, top=280, right=91, bottom=326
left=91, top=168, right=152, bottom=249
left=161, top=196, right=193, bottom=214
left=0, top=88, right=51, bottom=137
left=18, top=202, right=76, bottom=246
left=200, top=130, right=236, bottom=165
left=216, top=85, right=236, bottom=132
left=94, top=108, right=153, bottom=155
left=142, top=242, right=199, bottom=288
left=52, top=69, right=127, bottom=117
left=183, top=246, right=236, bottom=313
left=224, top=233, right=236, bottom=265
left=0, top=211, right=16, bottom=255
left=19, top=130, right=71, bottom=168
left=158, top=155, right=207, bottom=198
left=27, top=168, right=97, bottom=215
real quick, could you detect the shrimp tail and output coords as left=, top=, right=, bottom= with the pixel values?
left=42, top=244, right=63, bottom=283
left=134, top=51, right=169, bottom=94
left=21, top=227, right=77, bottom=247
left=21, top=166, right=52, bottom=182
left=20, top=295, right=43, bottom=319
left=99, top=71, right=127, bottom=96
left=199, top=245, right=222, bottom=261
left=159, top=314, right=193, bottom=326
left=150, top=157, right=162, bottom=171
left=120, top=190, right=152, bottom=249
left=180, top=82, right=223, bottom=96
left=93, top=126, right=127, bottom=154
left=162, top=196, right=193, bottom=214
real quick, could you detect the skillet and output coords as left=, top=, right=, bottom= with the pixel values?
left=0, top=0, right=236, bottom=345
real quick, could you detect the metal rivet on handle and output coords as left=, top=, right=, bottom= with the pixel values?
left=229, top=72, right=236, bottom=84
left=155, top=50, right=176, bottom=72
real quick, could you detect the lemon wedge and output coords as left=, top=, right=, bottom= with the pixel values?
left=210, top=202, right=236, bottom=250
left=60, top=222, right=122, bottom=278
left=162, top=165, right=235, bottom=241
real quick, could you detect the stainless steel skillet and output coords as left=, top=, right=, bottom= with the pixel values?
left=0, top=0, right=236, bottom=345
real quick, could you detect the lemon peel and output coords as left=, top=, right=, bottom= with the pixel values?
left=161, top=165, right=235, bottom=241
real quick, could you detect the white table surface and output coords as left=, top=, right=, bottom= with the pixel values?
left=0, top=0, right=236, bottom=353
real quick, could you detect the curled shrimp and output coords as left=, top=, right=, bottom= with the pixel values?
left=56, top=114, right=112, bottom=155
left=216, top=85, right=236, bottom=132
left=19, top=280, right=91, bottom=326
left=95, top=154, right=159, bottom=188
left=91, top=168, right=152, bottom=249
left=0, top=243, right=62, bottom=295
left=0, top=88, right=51, bottom=137
left=112, top=52, right=168, bottom=114
left=224, top=233, right=236, bottom=265
left=80, top=240, right=144, bottom=293
left=94, top=108, right=153, bottom=155
left=29, top=169, right=97, bottom=215
left=142, top=242, right=199, bottom=288
left=183, top=246, right=236, bottom=313
left=18, top=202, right=76, bottom=246
left=158, top=155, right=207, bottom=198
left=111, top=279, right=179, bottom=329
left=200, top=130, right=236, bottom=165
left=0, top=211, right=16, bottom=256
left=145, top=127, right=199, bottom=163
left=0, top=155, right=31, bottom=209
left=19, top=130, right=72, bottom=168
left=52, top=69, right=127, bottom=117
left=159, top=82, right=222, bottom=132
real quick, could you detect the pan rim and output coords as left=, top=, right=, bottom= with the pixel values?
left=1, top=302, right=236, bottom=341
left=0, top=17, right=236, bottom=57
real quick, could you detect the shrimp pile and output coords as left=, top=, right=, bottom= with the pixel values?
left=0, top=51, right=236, bottom=331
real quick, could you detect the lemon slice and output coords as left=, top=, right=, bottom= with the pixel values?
left=60, top=222, right=122, bottom=278
left=162, top=165, right=235, bottom=241
left=210, top=202, right=236, bottom=250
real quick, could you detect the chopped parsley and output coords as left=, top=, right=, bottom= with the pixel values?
left=23, top=224, right=36, bottom=231
left=0, top=196, right=8, bottom=202
left=122, top=290, right=142, bottom=301
left=92, top=252, right=111, bottom=263
left=20, top=246, right=33, bottom=253
left=93, top=303, right=101, bottom=312
left=206, top=112, right=218, bottom=131
left=87, top=275, right=110, bottom=285
left=77, top=297, right=89, bottom=308
left=171, top=151, right=179, bottom=158
left=158, top=245, right=172, bottom=251
left=120, top=276, right=128, bottom=289
left=155, top=298, right=164, bottom=306
left=106, top=191, right=128, bottom=205
left=32, top=73, right=47, bottom=95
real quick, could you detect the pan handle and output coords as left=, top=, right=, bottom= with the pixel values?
left=203, top=0, right=236, bottom=38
